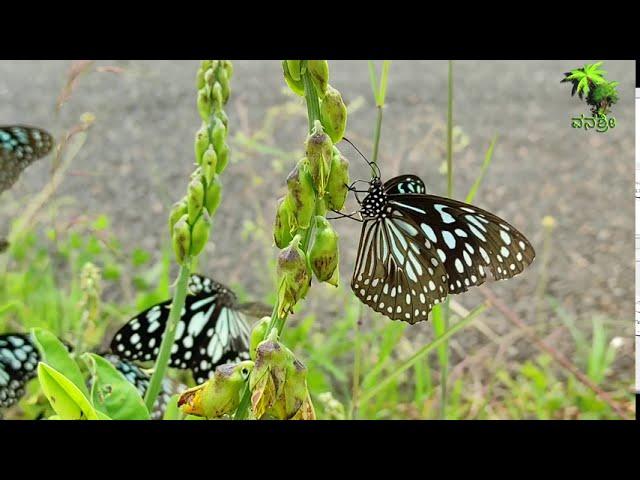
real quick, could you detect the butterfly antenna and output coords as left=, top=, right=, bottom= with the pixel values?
left=342, top=137, right=381, bottom=178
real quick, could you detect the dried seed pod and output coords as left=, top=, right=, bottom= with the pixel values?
left=274, top=195, right=295, bottom=249
left=282, top=60, right=304, bottom=96
left=305, top=120, right=333, bottom=197
left=320, top=84, right=347, bottom=143
left=325, top=147, right=350, bottom=211
left=309, top=216, right=339, bottom=284
left=307, top=60, right=329, bottom=98
left=178, top=360, right=254, bottom=418
left=276, top=235, right=311, bottom=316
left=286, top=159, right=315, bottom=230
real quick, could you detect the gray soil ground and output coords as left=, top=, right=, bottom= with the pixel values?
left=0, top=60, right=634, bottom=378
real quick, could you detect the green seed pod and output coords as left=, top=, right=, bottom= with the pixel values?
left=286, top=60, right=302, bottom=81
left=204, top=67, right=216, bottom=88
left=187, top=176, right=205, bottom=223
left=217, top=109, right=229, bottom=129
left=305, top=120, right=333, bottom=197
left=201, top=146, right=217, bottom=183
left=320, top=85, right=348, bottom=143
left=172, top=214, right=191, bottom=265
left=216, top=144, right=229, bottom=175
left=250, top=317, right=271, bottom=361
left=286, top=159, right=315, bottom=230
left=211, top=82, right=223, bottom=111
left=190, top=209, right=212, bottom=257
left=282, top=60, right=305, bottom=96
left=216, top=67, right=230, bottom=104
left=307, top=60, right=329, bottom=98
left=210, top=116, right=226, bottom=152
left=178, top=360, right=254, bottom=419
left=200, top=60, right=212, bottom=71
left=325, top=148, right=350, bottom=211
left=196, top=67, right=206, bottom=90
left=274, top=195, right=295, bottom=249
left=168, top=197, right=188, bottom=236
left=277, top=235, right=311, bottom=316
left=197, top=88, right=211, bottom=122
left=309, top=216, right=339, bottom=284
left=194, top=123, right=210, bottom=165
left=205, top=177, right=222, bottom=215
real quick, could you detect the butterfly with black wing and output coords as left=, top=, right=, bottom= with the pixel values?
left=0, top=126, right=54, bottom=195
left=346, top=158, right=535, bottom=324
left=0, top=334, right=40, bottom=409
left=110, top=274, right=267, bottom=384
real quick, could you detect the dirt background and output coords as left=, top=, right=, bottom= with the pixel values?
left=0, top=60, right=634, bottom=378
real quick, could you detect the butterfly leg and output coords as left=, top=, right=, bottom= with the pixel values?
left=326, top=209, right=363, bottom=222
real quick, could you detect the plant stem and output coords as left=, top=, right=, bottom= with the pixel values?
left=359, top=304, right=486, bottom=406
left=372, top=107, right=383, bottom=165
left=144, top=262, right=191, bottom=411
left=234, top=63, right=324, bottom=420
left=439, top=60, right=454, bottom=419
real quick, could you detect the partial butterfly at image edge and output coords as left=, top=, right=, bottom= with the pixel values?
left=0, top=126, right=54, bottom=195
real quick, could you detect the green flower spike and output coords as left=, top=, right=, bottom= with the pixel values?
left=171, top=214, right=191, bottom=265
left=178, top=361, right=254, bottom=419
left=194, top=123, right=210, bottom=165
left=250, top=317, right=271, bottom=361
left=190, top=209, right=212, bottom=257
left=187, top=175, right=205, bottom=223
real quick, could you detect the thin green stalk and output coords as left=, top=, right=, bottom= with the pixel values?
left=349, top=303, right=363, bottom=419
left=436, top=60, right=454, bottom=419
left=144, top=262, right=191, bottom=411
left=372, top=108, right=383, bottom=165
left=358, top=303, right=486, bottom=406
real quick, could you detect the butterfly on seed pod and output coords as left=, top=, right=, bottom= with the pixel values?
left=329, top=139, right=535, bottom=325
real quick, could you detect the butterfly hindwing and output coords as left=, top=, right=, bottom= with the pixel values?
left=0, top=126, right=54, bottom=194
left=0, top=334, right=40, bottom=408
left=383, top=175, right=426, bottom=195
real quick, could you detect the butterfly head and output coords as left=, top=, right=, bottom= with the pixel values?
left=360, top=177, right=387, bottom=218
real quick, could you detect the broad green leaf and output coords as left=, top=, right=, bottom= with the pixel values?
left=37, top=362, right=99, bottom=420
left=31, top=327, right=89, bottom=397
left=82, top=353, right=150, bottom=420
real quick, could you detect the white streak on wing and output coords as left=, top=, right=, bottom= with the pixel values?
left=389, top=200, right=425, bottom=214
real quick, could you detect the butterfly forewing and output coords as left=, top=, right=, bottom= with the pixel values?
left=0, top=126, right=54, bottom=194
left=352, top=175, right=535, bottom=324
left=0, top=334, right=40, bottom=408
left=110, top=274, right=251, bottom=384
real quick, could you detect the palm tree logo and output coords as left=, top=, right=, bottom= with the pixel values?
left=561, top=62, right=619, bottom=117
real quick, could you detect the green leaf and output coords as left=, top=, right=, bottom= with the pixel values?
left=162, top=394, right=183, bottom=420
left=82, top=353, right=151, bottom=420
left=37, top=362, right=100, bottom=420
left=30, top=327, right=90, bottom=398
left=91, top=214, right=110, bottom=231
left=132, top=248, right=151, bottom=267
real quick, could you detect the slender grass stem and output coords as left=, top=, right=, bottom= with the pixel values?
left=358, top=303, right=486, bottom=406
left=144, top=262, right=191, bottom=411
left=372, top=107, right=383, bottom=165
